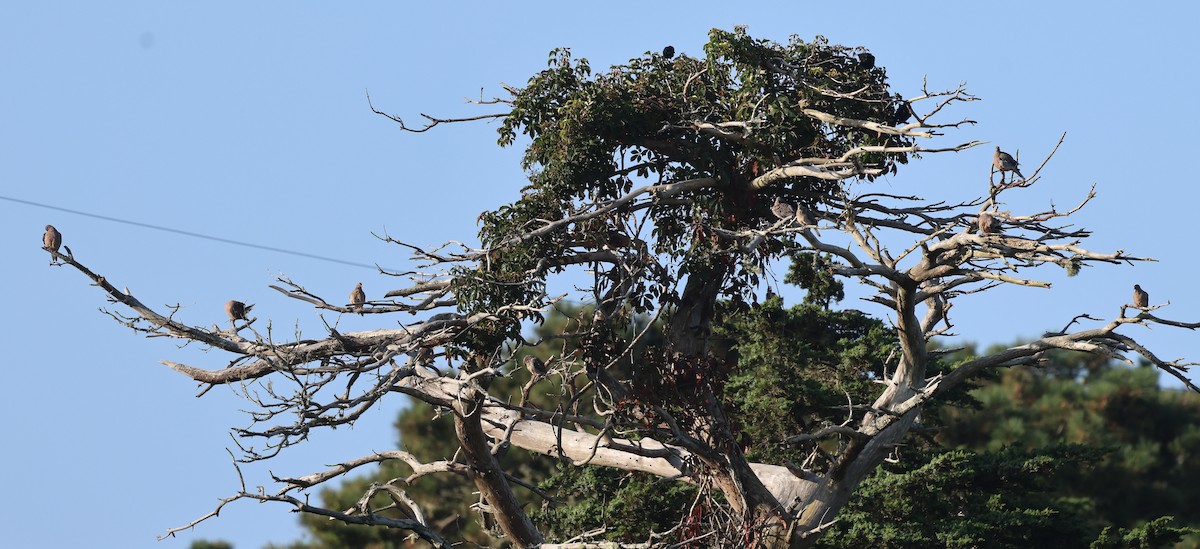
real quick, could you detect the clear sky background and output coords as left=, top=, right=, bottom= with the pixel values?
left=3, top=3, right=1197, bottom=548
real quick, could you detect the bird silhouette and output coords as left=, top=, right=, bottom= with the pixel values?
left=993, top=146, right=1024, bottom=180
left=891, top=98, right=913, bottom=124
left=771, top=197, right=796, bottom=221
left=795, top=204, right=815, bottom=227
left=858, top=52, right=875, bottom=69
left=225, top=300, right=253, bottom=323
left=662, top=45, right=675, bottom=59
left=524, top=355, right=548, bottom=377
left=43, top=225, right=62, bottom=262
left=977, top=211, right=1001, bottom=234
left=1133, top=284, right=1149, bottom=310
left=350, top=282, right=366, bottom=315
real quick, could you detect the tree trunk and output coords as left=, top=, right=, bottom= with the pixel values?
left=454, top=395, right=543, bottom=547
left=666, top=263, right=794, bottom=547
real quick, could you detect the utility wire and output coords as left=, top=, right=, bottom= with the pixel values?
left=2, top=194, right=381, bottom=270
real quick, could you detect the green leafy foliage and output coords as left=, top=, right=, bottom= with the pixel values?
left=466, top=27, right=914, bottom=351
left=189, top=541, right=234, bottom=549
left=784, top=252, right=844, bottom=308
left=818, top=447, right=1102, bottom=548
left=815, top=348, right=1200, bottom=548
left=714, top=293, right=894, bottom=467
left=1090, top=517, right=1198, bottom=549
left=532, top=466, right=696, bottom=542
left=937, top=352, right=1200, bottom=531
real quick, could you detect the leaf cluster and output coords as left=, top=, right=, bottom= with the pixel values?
left=464, top=27, right=917, bottom=344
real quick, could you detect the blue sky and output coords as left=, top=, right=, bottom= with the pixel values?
left=3, top=3, right=1197, bottom=547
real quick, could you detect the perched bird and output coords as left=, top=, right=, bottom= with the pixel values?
left=43, top=225, right=62, bottom=261
left=891, top=97, right=913, bottom=124
left=662, top=45, right=675, bottom=59
left=993, top=146, right=1024, bottom=180
left=524, top=355, right=548, bottom=378
left=977, top=211, right=1001, bottom=234
left=1133, top=284, right=1149, bottom=310
left=795, top=203, right=815, bottom=227
left=427, top=312, right=461, bottom=322
left=1064, top=257, right=1082, bottom=277
left=771, top=197, right=796, bottom=221
left=349, top=282, right=366, bottom=315
left=225, top=300, right=253, bottom=323
left=858, top=52, right=875, bottom=69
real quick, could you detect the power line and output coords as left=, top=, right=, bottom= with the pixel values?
left=2, top=194, right=382, bottom=270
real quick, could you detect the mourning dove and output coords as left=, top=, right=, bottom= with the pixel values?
left=1133, top=284, right=1149, bottom=310
left=524, top=355, right=548, bottom=377
left=771, top=197, right=796, bottom=221
left=43, top=225, right=62, bottom=261
left=350, top=282, right=365, bottom=315
left=662, top=45, right=675, bottom=59
left=225, top=300, right=253, bottom=323
left=795, top=203, right=815, bottom=227
left=977, top=211, right=1001, bottom=234
left=993, top=146, right=1023, bottom=180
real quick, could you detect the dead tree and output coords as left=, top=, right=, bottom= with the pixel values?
left=47, top=29, right=1199, bottom=548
